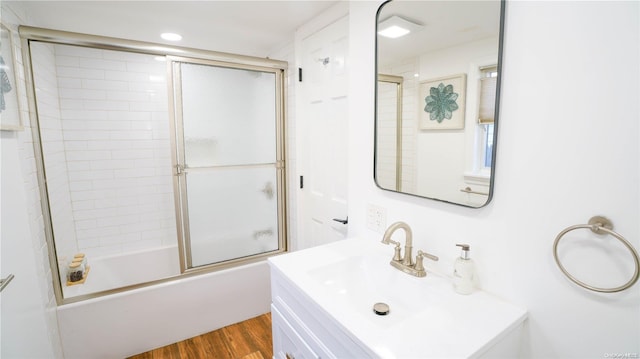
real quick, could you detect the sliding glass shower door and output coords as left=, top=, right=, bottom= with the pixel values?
left=171, top=58, right=286, bottom=269
left=23, top=26, right=288, bottom=303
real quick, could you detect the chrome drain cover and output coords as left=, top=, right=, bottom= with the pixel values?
left=373, top=302, right=390, bottom=316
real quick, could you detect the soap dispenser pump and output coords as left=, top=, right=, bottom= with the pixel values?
left=453, top=244, right=476, bottom=294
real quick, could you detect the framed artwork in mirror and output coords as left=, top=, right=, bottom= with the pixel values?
left=0, top=23, right=23, bottom=131
left=419, top=74, right=466, bottom=130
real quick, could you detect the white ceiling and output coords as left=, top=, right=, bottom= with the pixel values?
left=377, top=1, right=502, bottom=67
left=8, top=1, right=339, bottom=57
left=8, top=1, right=502, bottom=69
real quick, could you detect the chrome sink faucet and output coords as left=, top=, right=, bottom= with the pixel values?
left=381, top=221, right=439, bottom=277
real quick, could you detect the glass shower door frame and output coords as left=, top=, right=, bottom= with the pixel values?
left=168, top=56, right=288, bottom=273
left=20, top=25, right=289, bottom=305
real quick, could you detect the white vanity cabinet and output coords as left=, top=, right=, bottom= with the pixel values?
left=270, top=265, right=375, bottom=359
left=270, top=306, right=318, bottom=359
left=268, top=239, right=528, bottom=359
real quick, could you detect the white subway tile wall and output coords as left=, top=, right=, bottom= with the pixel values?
left=377, top=58, right=417, bottom=194
left=31, top=42, right=80, bottom=271
left=41, top=43, right=178, bottom=259
left=376, top=80, right=400, bottom=189
left=396, top=60, right=417, bottom=194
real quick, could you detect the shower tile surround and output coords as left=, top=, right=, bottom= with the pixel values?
left=376, top=58, right=417, bottom=193
left=34, top=43, right=177, bottom=260
left=31, top=43, right=79, bottom=264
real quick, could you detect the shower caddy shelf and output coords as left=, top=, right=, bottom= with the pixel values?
left=553, top=216, right=639, bottom=293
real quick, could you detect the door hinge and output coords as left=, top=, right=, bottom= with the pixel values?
left=175, top=164, right=184, bottom=175
left=299, top=175, right=304, bottom=189
left=298, top=68, right=302, bottom=82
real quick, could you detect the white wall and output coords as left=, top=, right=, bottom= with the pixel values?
left=0, top=3, right=64, bottom=358
left=416, top=37, right=497, bottom=204
left=348, top=1, right=639, bottom=358
left=1, top=131, right=61, bottom=358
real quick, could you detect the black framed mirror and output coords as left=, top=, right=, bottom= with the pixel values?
left=375, top=0, right=505, bottom=208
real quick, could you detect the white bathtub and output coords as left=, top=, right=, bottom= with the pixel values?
left=62, top=245, right=181, bottom=299
left=57, top=253, right=273, bottom=358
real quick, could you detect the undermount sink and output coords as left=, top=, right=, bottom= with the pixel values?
left=269, top=238, right=528, bottom=358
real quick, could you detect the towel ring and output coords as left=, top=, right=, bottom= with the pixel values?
left=553, top=216, right=640, bottom=293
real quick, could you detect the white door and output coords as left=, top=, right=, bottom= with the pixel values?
left=299, top=16, right=349, bottom=249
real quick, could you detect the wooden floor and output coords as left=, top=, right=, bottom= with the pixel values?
left=127, top=313, right=272, bottom=359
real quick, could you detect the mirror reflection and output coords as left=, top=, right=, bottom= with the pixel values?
left=375, top=0, right=504, bottom=207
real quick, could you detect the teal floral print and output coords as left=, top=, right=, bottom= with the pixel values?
left=424, top=83, right=459, bottom=123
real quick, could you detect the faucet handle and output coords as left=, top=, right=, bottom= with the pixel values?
left=381, top=238, right=403, bottom=262
left=418, top=250, right=439, bottom=262
left=392, top=244, right=402, bottom=262
left=414, top=250, right=439, bottom=272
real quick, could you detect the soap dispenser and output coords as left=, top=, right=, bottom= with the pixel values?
left=453, top=244, right=476, bottom=294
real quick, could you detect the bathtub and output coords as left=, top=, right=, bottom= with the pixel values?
left=62, top=245, right=181, bottom=299
left=57, top=250, right=273, bottom=358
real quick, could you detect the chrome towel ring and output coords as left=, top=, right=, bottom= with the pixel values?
left=553, top=216, right=640, bottom=293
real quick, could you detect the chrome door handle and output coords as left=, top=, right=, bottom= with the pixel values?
left=0, top=274, right=15, bottom=293
left=332, top=217, right=348, bottom=225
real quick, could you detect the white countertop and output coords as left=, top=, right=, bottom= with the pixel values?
left=269, top=237, right=528, bottom=358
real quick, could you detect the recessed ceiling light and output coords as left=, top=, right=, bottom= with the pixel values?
left=378, top=15, right=424, bottom=39
left=161, top=32, right=182, bottom=41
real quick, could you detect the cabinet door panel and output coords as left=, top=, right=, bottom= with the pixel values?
left=271, top=305, right=319, bottom=359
